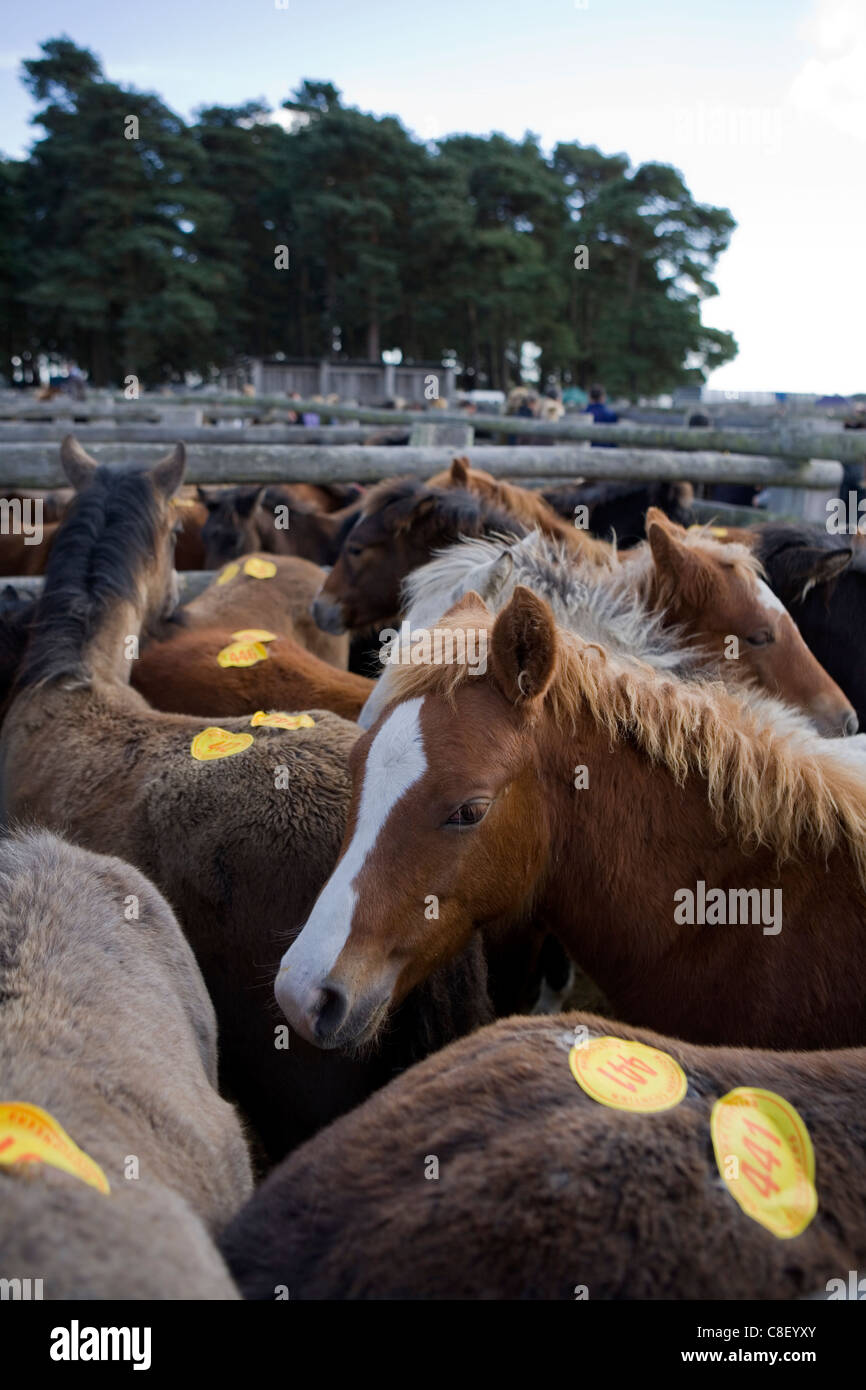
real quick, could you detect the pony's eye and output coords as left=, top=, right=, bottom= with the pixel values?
left=746, top=630, right=775, bottom=647
left=346, top=544, right=364, bottom=559
left=444, top=801, right=490, bottom=828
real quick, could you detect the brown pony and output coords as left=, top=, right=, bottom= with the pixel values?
left=0, top=522, right=59, bottom=577
left=631, top=510, right=857, bottom=737
left=154, top=552, right=349, bottom=669
left=221, top=1011, right=866, bottom=1301
left=312, top=476, right=526, bottom=635
left=172, top=494, right=208, bottom=570
left=428, top=456, right=614, bottom=567
left=276, top=586, right=866, bottom=1054
left=133, top=627, right=374, bottom=721
left=198, top=484, right=361, bottom=570
left=1, top=828, right=250, bottom=1299
left=0, top=438, right=490, bottom=1161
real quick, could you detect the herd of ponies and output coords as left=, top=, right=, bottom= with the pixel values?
left=0, top=437, right=865, bottom=1300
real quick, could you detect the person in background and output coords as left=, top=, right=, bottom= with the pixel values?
left=515, top=390, right=538, bottom=445
left=537, top=396, right=563, bottom=444
left=584, top=383, right=617, bottom=447
left=541, top=390, right=564, bottom=422
left=584, top=384, right=617, bottom=425
left=301, top=394, right=323, bottom=428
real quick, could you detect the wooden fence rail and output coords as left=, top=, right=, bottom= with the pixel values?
left=0, top=425, right=398, bottom=446
left=0, top=392, right=862, bottom=463
left=144, top=394, right=866, bottom=466
left=0, top=443, right=842, bottom=490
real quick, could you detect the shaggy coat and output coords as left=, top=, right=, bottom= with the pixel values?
left=220, top=1012, right=866, bottom=1301
left=0, top=441, right=490, bottom=1161
left=1, top=829, right=251, bottom=1299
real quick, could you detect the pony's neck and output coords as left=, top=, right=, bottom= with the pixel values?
left=85, top=596, right=142, bottom=686
left=537, top=713, right=762, bottom=992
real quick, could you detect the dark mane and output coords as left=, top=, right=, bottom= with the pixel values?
left=356, top=477, right=527, bottom=546
left=17, top=467, right=162, bottom=689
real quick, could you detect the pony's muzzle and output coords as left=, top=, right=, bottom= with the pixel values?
left=812, top=699, right=859, bottom=738
left=276, top=969, right=389, bottom=1050
left=312, top=595, right=347, bottom=635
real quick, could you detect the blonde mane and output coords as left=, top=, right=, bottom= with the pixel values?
left=389, top=601, right=866, bottom=891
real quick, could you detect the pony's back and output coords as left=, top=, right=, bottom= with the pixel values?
left=0, top=829, right=251, bottom=1298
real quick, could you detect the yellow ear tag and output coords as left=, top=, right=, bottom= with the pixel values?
left=569, top=1036, right=687, bottom=1113
left=0, top=1102, right=110, bottom=1195
left=191, top=727, right=254, bottom=761
left=231, top=629, right=278, bottom=644
left=216, top=562, right=240, bottom=585
left=217, top=640, right=269, bottom=669
left=250, top=710, right=315, bottom=730
left=711, top=1088, right=816, bottom=1239
left=243, top=557, right=277, bottom=579
left=709, top=526, right=729, bottom=538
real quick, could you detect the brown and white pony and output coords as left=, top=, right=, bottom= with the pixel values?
left=276, top=587, right=866, bottom=1054
left=221, top=1011, right=866, bottom=1301
left=1, top=828, right=250, bottom=1298
left=0, top=438, right=491, bottom=1161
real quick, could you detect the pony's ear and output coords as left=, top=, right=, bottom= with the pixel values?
left=648, top=519, right=711, bottom=608
left=60, top=435, right=99, bottom=492
left=450, top=456, right=470, bottom=488
left=394, top=492, right=437, bottom=533
left=234, top=486, right=267, bottom=519
left=196, top=485, right=213, bottom=507
left=479, top=549, right=514, bottom=602
left=774, top=544, right=853, bottom=600
left=645, top=505, right=685, bottom=536
left=647, top=514, right=695, bottom=575
left=150, top=444, right=186, bottom=500
left=490, top=585, right=557, bottom=709
left=439, top=589, right=491, bottom=623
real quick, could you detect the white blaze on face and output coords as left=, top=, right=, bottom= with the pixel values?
left=276, top=697, right=428, bottom=1002
left=756, top=578, right=788, bottom=618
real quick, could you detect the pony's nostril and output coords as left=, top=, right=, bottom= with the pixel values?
left=311, top=597, right=345, bottom=635
left=313, top=983, right=348, bottom=1040
left=844, top=712, right=859, bottom=738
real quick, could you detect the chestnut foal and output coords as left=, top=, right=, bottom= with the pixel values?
left=277, top=587, right=866, bottom=1054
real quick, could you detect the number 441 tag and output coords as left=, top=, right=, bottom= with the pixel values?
left=711, top=1087, right=817, bottom=1239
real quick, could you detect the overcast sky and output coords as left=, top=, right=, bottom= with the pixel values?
left=1, top=0, right=863, bottom=393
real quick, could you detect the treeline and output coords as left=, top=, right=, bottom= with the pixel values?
left=0, top=37, right=738, bottom=394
